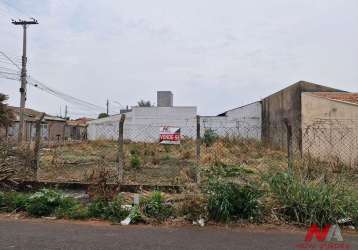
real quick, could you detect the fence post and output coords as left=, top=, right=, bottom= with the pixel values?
left=196, top=115, right=201, bottom=184
left=284, top=118, right=293, bottom=173
left=117, top=114, right=126, bottom=183
left=33, top=113, right=45, bottom=179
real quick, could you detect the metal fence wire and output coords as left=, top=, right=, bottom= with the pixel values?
left=1, top=115, right=357, bottom=185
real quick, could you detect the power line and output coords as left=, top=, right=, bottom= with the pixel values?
left=1, top=1, right=32, bottom=19
left=28, top=77, right=104, bottom=111
left=0, top=51, right=21, bottom=70
left=0, top=50, right=105, bottom=112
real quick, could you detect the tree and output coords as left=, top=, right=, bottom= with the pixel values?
left=0, top=94, right=14, bottom=128
left=137, top=100, right=153, bottom=107
left=98, top=113, right=109, bottom=119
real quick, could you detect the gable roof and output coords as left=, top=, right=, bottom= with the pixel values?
left=309, top=92, right=358, bottom=105
left=8, top=106, right=65, bottom=122
left=218, top=101, right=261, bottom=116
left=217, top=81, right=345, bottom=117
left=263, top=81, right=345, bottom=100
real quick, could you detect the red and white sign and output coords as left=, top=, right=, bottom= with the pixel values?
left=159, top=126, right=181, bottom=144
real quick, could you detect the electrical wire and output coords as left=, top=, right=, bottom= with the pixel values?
left=0, top=50, right=105, bottom=113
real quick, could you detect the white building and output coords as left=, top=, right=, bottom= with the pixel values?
left=87, top=92, right=197, bottom=142
left=200, top=101, right=262, bottom=140
left=88, top=92, right=262, bottom=142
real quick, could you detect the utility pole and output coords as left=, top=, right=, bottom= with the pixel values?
left=12, top=18, right=39, bottom=143
left=106, top=99, right=109, bottom=115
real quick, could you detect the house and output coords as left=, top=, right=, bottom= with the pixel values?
left=301, top=92, right=358, bottom=165
left=4, top=106, right=66, bottom=142
left=65, top=117, right=91, bottom=141
left=87, top=91, right=197, bottom=142
left=207, top=80, right=356, bottom=165
left=200, top=101, right=262, bottom=140
left=261, top=81, right=344, bottom=152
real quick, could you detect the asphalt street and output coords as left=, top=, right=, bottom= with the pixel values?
left=0, top=219, right=357, bottom=250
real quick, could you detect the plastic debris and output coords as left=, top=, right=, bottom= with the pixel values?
left=198, top=218, right=205, bottom=227
left=120, top=216, right=131, bottom=225
left=337, top=218, right=352, bottom=224
left=193, top=218, right=205, bottom=227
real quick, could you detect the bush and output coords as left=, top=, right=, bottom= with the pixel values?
left=87, top=195, right=129, bottom=221
left=130, top=154, right=141, bottom=169
left=105, top=195, right=129, bottom=222
left=0, top=192, right=3, bottom=208
left=141, top=191, right=172, bottom=221
left=26, top=189, right=64, bottom=217
left=87, top=199, right=107, bottom=219
left=55, top=197, right=88, bottom=220
left=267, top=172, right=358, bottom=227
left=206, top=180, right=262, bottom=222
left=129, top=205, right=143, bottom=224
left=1, top=192, right=29, bottom=212
left=203, top=129, right=218, bottom=147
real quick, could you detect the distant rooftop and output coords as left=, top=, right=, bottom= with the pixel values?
left=8, top=106, right=65, bottom=122
left=310, top=92, right=358, bottom=105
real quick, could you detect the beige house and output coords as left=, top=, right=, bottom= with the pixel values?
left=3, top=106, right=66, bottom=142
left=301, top=92, right=358, bottom=166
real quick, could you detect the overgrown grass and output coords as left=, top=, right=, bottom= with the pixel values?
left=179, top=193, right=207, bottom=221
left=0, top=192, right=29, bottom=212
left=87, top=195, right=129, bottom=222
left=266, top=172, right=358, bottom=227
left=141, top=191, right=173, bottom=221
left=130, top=154, right=141, bottom=169
left=26, top=189, right=65, bottom=217
left=206, top=180, right=262, bottom=222
left=55, top=197, right=88, bottom=220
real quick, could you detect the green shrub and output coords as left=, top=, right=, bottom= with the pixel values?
left=1, top=192, right=29, bottom=212
left=203, top=129, right=218, bottom=147
left=141, top=191, right=172, bottom=221
left=206, top=180, right=262, bottom=222
left=0, top=192, right=4, bottom=208
left=267, top=172, right=358, bottom=227
left=88, top=199, right=107, bottom=219
left=55, top=197, right=88, bottom=220
left=87, top=195, right=129, bottom=221
left=129, top=205, right=143, bottom=224
left=104, top=195, right=129, bottom=222
left=26, top=189, right=64, bottom=217
left=130, top=154, right=141, bottom=169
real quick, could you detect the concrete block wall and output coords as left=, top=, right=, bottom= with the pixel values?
left=87, top=107, right=197, bottom=142
left=200, top=101, right=262, bottom=140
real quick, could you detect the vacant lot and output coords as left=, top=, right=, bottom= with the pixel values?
left=37, top=139, right=288, bottom=185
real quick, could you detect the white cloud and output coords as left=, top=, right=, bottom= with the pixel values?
left=0, top=0, right=357, bottom=117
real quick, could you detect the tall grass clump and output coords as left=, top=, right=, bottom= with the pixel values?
left=141, top=191, right=173, bottom=221
left=130, top=154, right=141, bottom=169
left=54, top=197, right=88, bottom=220
left=203, top=129, right=218, bottom=147
left=87, top=194, right=129, bottom=222
left=206, top=180, right=262, bottom=222
left=267, top=172, right=358, bottom=227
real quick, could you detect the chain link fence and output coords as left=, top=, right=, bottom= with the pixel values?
left=1, top=115, right=357, bottom=185
left=301, top=119, right=358, bottom=170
